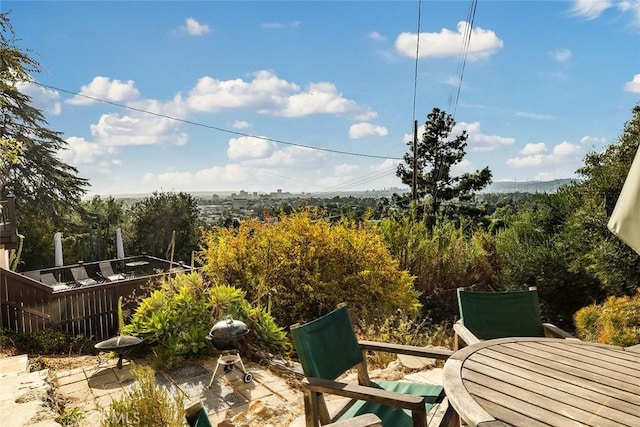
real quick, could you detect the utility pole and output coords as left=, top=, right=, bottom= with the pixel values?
left=412, top=120, right=418, bottom=202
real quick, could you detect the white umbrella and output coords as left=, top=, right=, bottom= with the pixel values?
left=608, top=146, right=640, bottom=254
left=54, top=232, right=64, bottom=267
left=116, top=227, right=124, bottom=259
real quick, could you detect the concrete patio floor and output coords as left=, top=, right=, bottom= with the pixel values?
left=2, top=352, right=451, bottom=426
left=53, top=355, right=306, bottom=426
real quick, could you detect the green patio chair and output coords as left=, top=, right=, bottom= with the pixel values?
left=290, top=303, right=455, bottom=427
left=184, top=401, right=212, bottom=427
left=453, top=287, right=575, bottom=350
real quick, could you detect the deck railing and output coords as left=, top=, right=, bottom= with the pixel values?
left=0, top=256, right=193, bottom=340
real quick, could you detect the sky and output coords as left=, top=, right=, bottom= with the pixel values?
left=4, top=0, right=640, bottom=197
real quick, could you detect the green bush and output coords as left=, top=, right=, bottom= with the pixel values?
left=377, top=215, right=499, bottom=321
left=0, top=328, right=96, bottom=355
left=102, top=364, right=183, bottom=427
left=124, top=272, right=290, bottom=369
left=574, top=291, right=640, bottom=346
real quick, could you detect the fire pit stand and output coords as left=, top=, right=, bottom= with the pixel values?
left=206, top=315, right=253, bottom=387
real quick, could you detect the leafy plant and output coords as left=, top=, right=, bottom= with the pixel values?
left=59, top=406, right=84, bottom=427
left=124, top=272, right=290, bottom=369
left=574, top=291, right=640, bottom=346
left=102, top=364, right=184, bottom=427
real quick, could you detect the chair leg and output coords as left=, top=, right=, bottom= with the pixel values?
left=411, top=409, right=427, bottom=427
left=303, top=389, right=317, bottom=427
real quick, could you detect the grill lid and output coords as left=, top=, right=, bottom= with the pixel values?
left=209, top=315, right=249, bottom=341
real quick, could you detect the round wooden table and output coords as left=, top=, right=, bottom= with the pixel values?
left=443, top=337, right=640, bottom=426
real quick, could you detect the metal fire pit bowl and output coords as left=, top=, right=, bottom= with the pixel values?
left=95, top=335, right=143, bottom=369
left=207, top=315, right=252, bottom=385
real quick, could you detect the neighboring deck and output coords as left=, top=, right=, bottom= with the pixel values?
left=0, top=255, right=194, bottom=340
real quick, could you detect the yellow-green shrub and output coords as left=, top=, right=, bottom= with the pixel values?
left=102, top=364, right=183, bottom=427
left=201, top=210, right=421, bottom=328
left=574, top=291, right=640, bottom=346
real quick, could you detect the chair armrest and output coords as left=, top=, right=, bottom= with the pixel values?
left=453, top=322, right=481, bottom=347
left=303, top=377, right=425, bottom=412
left=358, top=340, right=452, bottom=360
left=542, top=323, right=577, bottom=339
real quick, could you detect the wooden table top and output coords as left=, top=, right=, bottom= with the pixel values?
left=443, top=337, right=640, bottom=427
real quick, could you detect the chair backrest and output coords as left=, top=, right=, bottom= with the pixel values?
left=40, top=272, right=59, bottom=285
left=457, top=288, right=545, bottom=340
left=291, top=305, right=363, bottom=381
left=99, top=261, right=116, bottom=277
left=71, top=265, right=90, bottom=281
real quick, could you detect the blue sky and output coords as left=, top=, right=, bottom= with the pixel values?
left=5, top=0, right=640, bottom=196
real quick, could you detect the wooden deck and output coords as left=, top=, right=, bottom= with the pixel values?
left=0, top=256, right=193, bottom=340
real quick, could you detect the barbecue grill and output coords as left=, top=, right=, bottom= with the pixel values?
left=207, top=315, right=252, bottom=386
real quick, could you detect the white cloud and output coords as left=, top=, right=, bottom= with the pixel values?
left=507, top=141, right=582, bottom=168
left=625, top=74, right=640, bottom=93
left=90, top=98, right=188, bottom=146
left=67, top=76, right=140, bottom=106
left=552, top=48, right=572, bottom=63
left=521, top=143, right=547, bottom=155
left=506, top=154, right=545, bottom=167
left=349, top=123, right=389, bottom=139
left=241, top=145, right=325, bottom=168
left=395, top=21, right=503, bottom=61
left=369, top=31, right=386, bottom=41
left=142, top=164, right=250, bottom=190
left=262, top=21, right=300, bottom=29
left=580, top=135, right=607, bottom=145
left=227, top=136, right=276, bottom=160
left=232, top=120, right=252, bottom=129
left=553, top=141, right=579, bottom=157
left=515, top=111, right=556, bottom=120
left=184, top=18, right=210, bottom=36
left=454, top=121, right=515, bottom=152
left=335, top=164, right=360, bottom=175
left=451, top=159, right=473, bottom=176
left=58, top=137, right=107, bottom=165
left=278, top=82, right=363, bottom=118
left=571, top=0, right=613, bottom=19
left=443, top=76, right=462, bottom=87
left=18, top=81, right=62, bottom=115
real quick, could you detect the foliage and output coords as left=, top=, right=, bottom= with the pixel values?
left=567, top=105, right=640, bottom=297
left=0, top=328, right=96, bottom=355
left=124, top=273, right=211, bottom=370
left=357, top=311, right=452, bottom=369
left=377, top=212, right=500, bottom=322
left=124, top=272, right=289, bottom=369
left=125, top=192, right=202, bottom=264
left=201, top=209, right=421, bottom=328
left=574, top=291, right=640, bottom=346
left=493, top=193, right=603, bottom=330
left=0, top=11, right=88, bottom=210
left=102, top=364, right=184, bottom=427
left=396, top=107, right=492, bottom=224
left=58, top=406, right=84, bottom=427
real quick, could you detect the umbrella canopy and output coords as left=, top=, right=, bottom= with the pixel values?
left=608, top=146, right=640, bottom=254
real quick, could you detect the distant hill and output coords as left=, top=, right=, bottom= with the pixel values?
left=483, top=179, right=574, bottom=194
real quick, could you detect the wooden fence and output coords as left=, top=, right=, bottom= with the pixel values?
left=0, top=258, right=191, bottom=340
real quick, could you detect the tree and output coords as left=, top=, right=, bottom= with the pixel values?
left=0, top=12, right=88, bottom=212
left=126, top=192, right=201, bottom=263
left=396, top=107, right=492, bottom=222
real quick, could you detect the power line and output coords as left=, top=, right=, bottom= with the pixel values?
left=33, top=81, right=402, bottom=161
